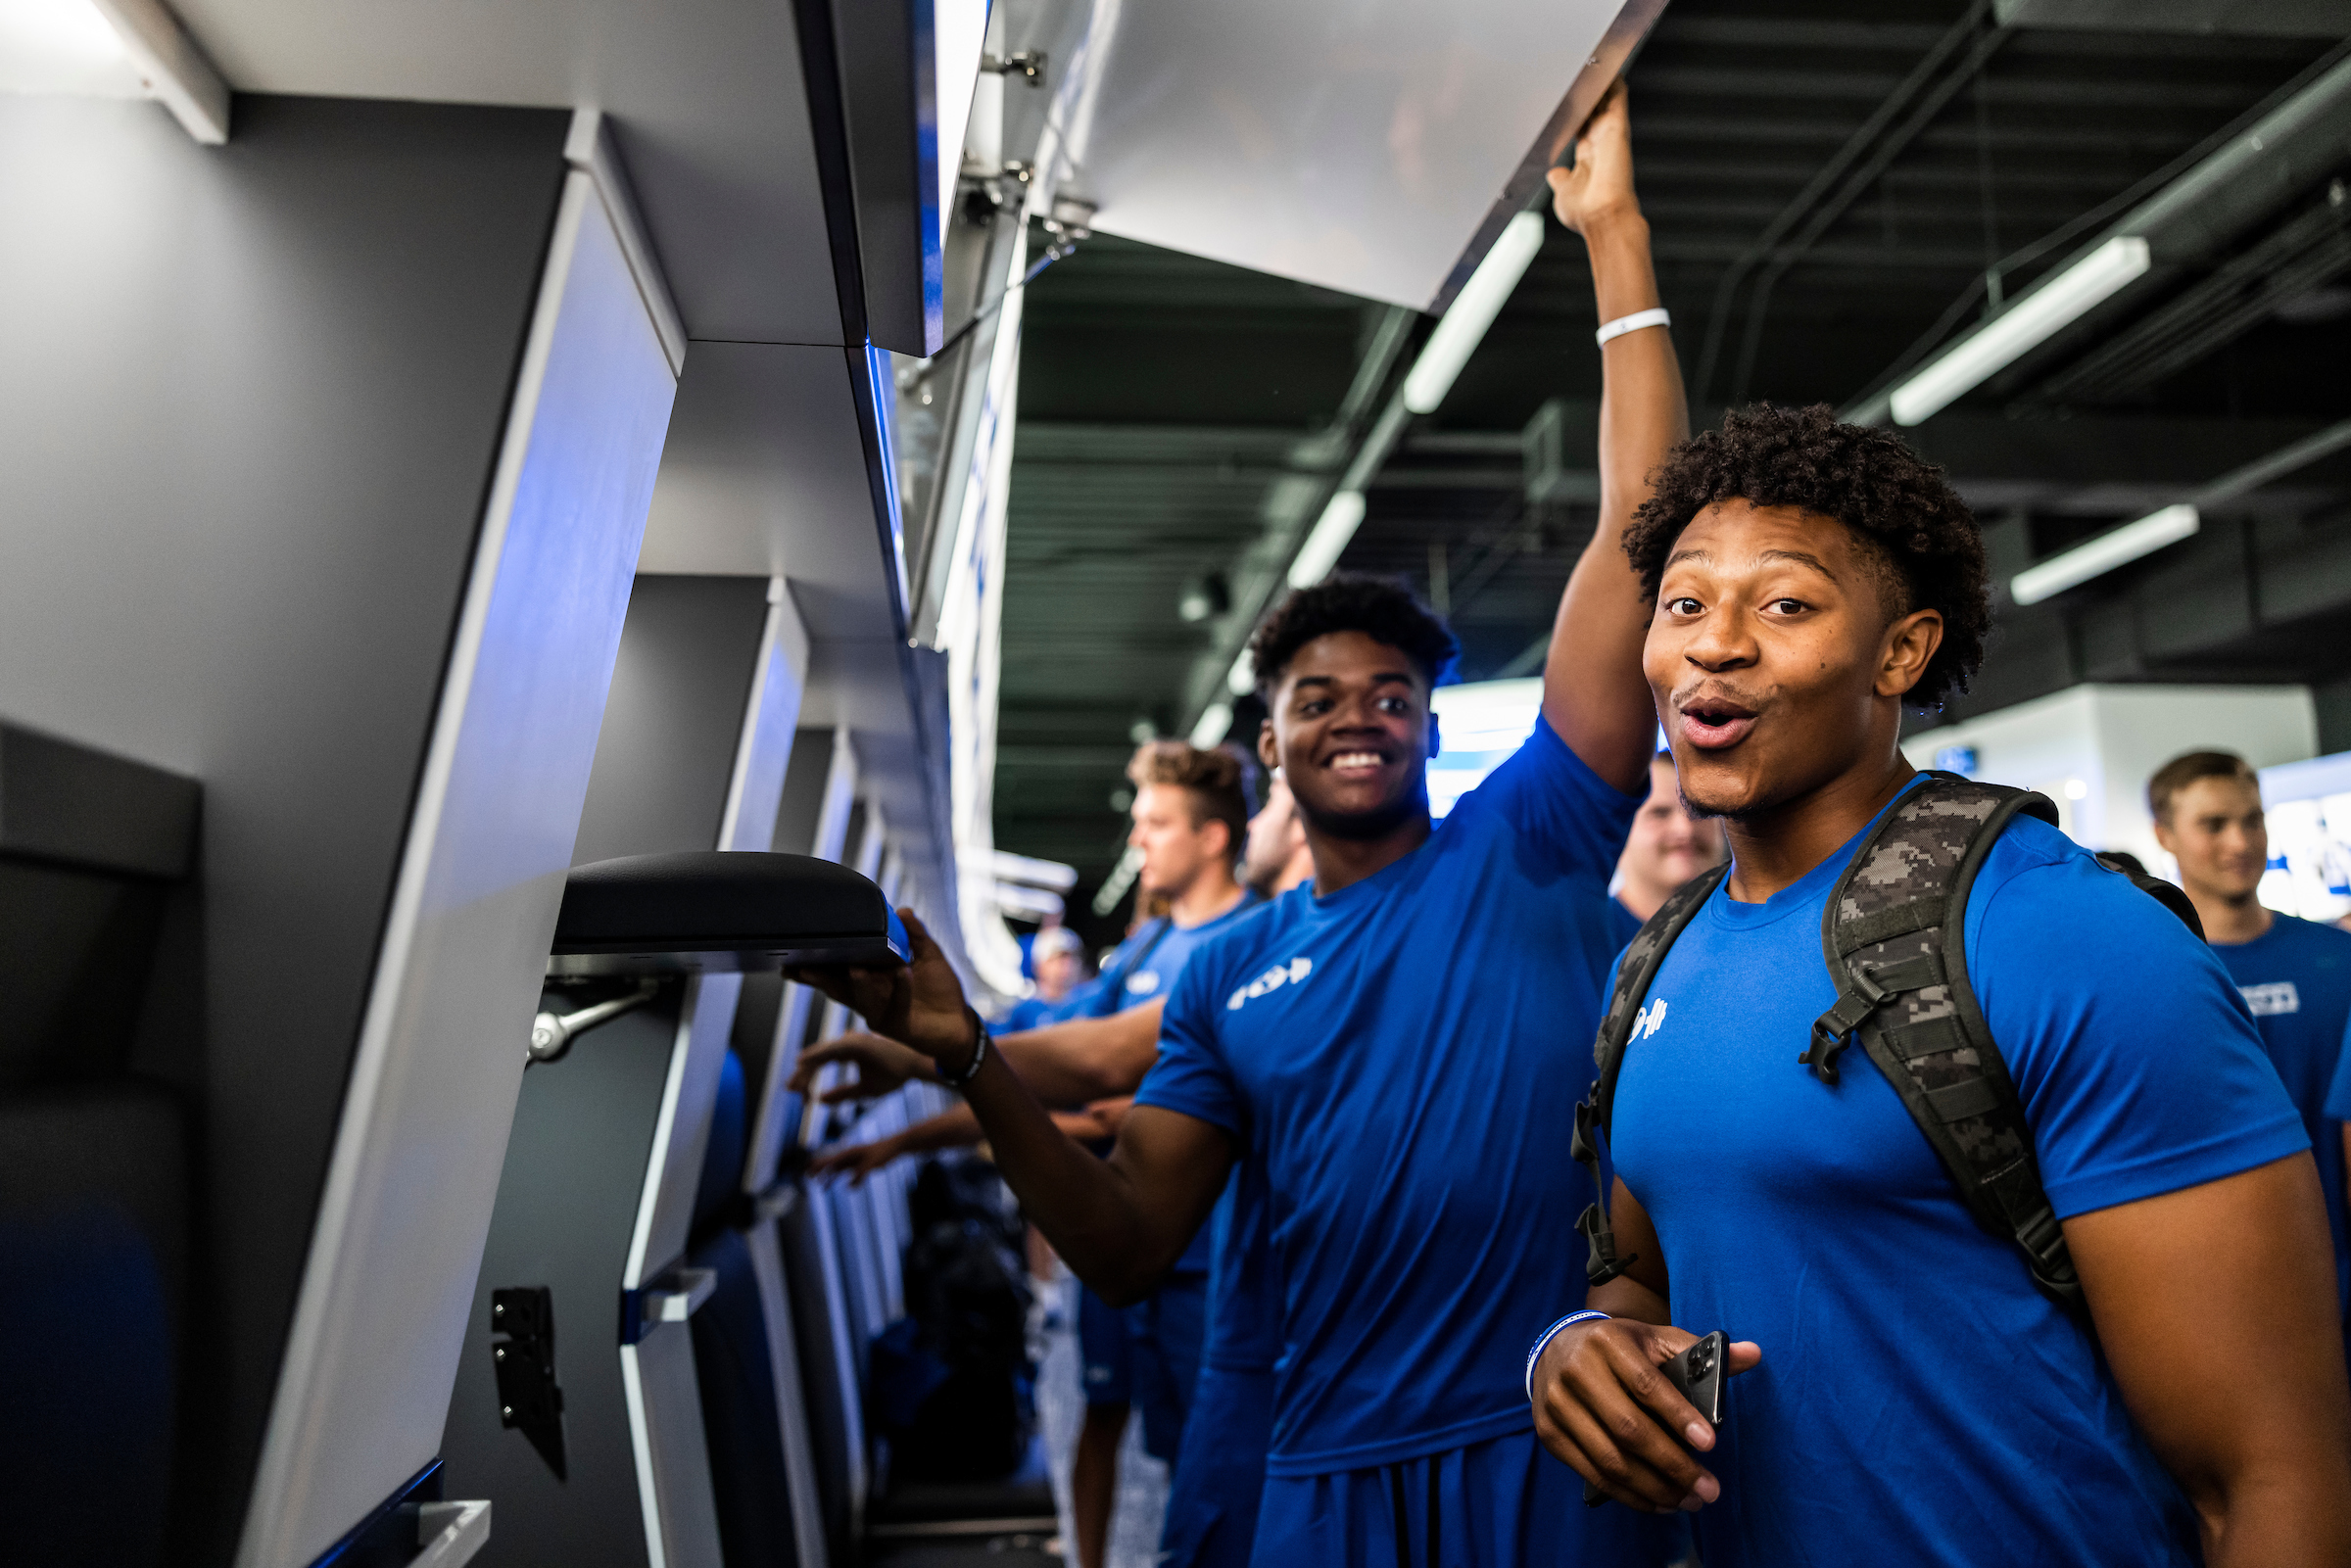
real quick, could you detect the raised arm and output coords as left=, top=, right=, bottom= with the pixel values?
left=792, top=911, right=1233, bottom=1302
left=2065, top=1153, right=2351, bottom=1565
left=1541, top=80, right=1688, bottom=795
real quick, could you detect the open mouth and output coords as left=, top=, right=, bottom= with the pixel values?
left=1323, top=748, right=1392, bottom=779
left=1678, top=698, right=1757, bottom=750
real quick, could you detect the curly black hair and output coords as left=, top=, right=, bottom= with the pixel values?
left=1248, top=573, right=1460, bottom=695
left=1624, top=403, right=1990, bottom=711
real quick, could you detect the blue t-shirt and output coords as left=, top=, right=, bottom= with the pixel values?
left=1201, top=1120, right=1284, bottom=1374
left=1086, top=894, right=1264, bottom=1020
left=1609, top=789, right=2308, bottom=1568
left=2216, top=915, right=2351, bottom=1314
left=1137, top=717, right=1640, bottom=1475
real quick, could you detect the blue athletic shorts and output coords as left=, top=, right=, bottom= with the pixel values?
left=1248, top=1429, right=1681, bottom=1568
left=1161, top=1362, right=1272, bottom=1568
left=1078, top=1284, right=1132, bottom=1407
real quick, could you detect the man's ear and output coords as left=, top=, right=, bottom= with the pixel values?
left=1876, top=608, right=1944, bottom=699
left=1426, top=711, right=1442, bottom=761
left=1256, top=716, right=1278, bottom=772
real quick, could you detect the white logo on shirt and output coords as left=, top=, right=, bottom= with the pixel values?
left=1633, top=998, right=1669, bottom=1040
left=2241, top=980, right=2300, bottom=1018
left=1227, top=956, right=1314, bottom=1012
left=1126, top=970, right=1162, bottom=997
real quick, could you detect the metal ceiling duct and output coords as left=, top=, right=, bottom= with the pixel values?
left=1056, top=0, right=1671, bottom=312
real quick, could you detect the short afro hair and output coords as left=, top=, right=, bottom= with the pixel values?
left=1625, top=404, right=1990, bottom=711
left=1248, top=573, right=1460, bottom=696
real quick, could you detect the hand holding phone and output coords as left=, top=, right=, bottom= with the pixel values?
left=1582, top=1330, right=1730, bottom=1506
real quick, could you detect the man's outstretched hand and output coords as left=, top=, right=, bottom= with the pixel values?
left=1546, top=79, right=1638, bottom=239
left=788, top=907, right=976, bottom=1067
left=789, top=1030, right=938, bottom=1103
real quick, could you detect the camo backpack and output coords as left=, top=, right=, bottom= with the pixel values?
left=1570, top=774, right=2203, bottom=1314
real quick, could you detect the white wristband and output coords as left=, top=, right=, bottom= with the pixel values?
left=1525, top=1309, right=1611, bottom=1401
left=1595, top=308, right=1670, bottom=348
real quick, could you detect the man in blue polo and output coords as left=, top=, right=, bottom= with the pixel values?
left=794, top=82, right=1685, bottom=1565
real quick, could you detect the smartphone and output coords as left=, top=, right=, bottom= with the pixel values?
left=1581, top=1330, right=1730, bottom=1506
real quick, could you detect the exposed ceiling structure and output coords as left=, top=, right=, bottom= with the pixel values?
left=994, top=0, right=2351, bottom=931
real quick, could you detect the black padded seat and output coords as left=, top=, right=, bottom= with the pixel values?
left=549, top=851, right=906, bottom=977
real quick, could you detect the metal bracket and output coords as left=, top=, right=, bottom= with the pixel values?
left=619, top=1265, right=717, bottom=1345
left=490, top=1287, right=567, bottom=1481
left=981, top=49, right=1047, bottom=86
left=527, top=979, right=658, bottom=1064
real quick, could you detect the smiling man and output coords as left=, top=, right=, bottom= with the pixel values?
left=791, top=84, right=1687, bottom=1567
left=1526, top=404, right=2351, bottom=1566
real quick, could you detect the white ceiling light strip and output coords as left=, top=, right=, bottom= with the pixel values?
left=1886, top=235, right=2150, bottom=426
left=2009, top=503, right=2200, bottom=606
left=1287, top=490, right=1367, bottom=589
left=1401, top=211, right=1547, bottom=415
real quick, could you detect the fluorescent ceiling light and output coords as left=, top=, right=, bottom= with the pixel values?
left=1889, top=235, right=2150, bottom=427
left=1288, top=490, right=1367, bottom=588
left=1189, top=702, right=1233, bottom=747
left=2010, top=503, right=2198, bottom=606
left=1226, top=648, right=1256, bottom=695
left=959, top=846, right=1078, bottom=890
left=0, top=0, right=228, bottom=142
left=1401, top=211, right=1545, bottom=415
left=1090, top=844, right=1144, bottom=918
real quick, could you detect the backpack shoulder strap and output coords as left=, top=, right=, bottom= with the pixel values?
left=1811, top=774, right=2086, bottom=1314
left=1573, top=862, right=1727, bottom=1287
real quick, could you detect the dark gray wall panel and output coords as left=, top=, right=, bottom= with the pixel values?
left=572, top=575, right=771, bottom=868
left=0, top=92, right=568, bottom=1560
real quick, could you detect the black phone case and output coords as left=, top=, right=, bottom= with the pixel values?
left=1579, top=1331, right=1730, bottom=1506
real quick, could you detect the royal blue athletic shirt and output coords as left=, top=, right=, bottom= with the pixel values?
left=1609, top=789, right=2308, bottom=1568
left=1136, top=716, right=1640, bottom=1475
left=2215, top=915, right=2351, bottom=1314
left=1201, top=1149, right=1281, bottom=1372
left=1085, top=893, right=1264, bottom=1020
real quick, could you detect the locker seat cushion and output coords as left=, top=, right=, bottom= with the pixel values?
left=554, top=852, right=900, bottom=964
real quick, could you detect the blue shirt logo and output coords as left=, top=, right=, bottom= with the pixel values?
left=1226, top=956, right=1313, bottom=1013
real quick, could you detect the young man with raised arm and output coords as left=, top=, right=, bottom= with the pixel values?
left=1527, top=404, right=2351, bottom=1565
left=794, top=82, right=1687, bottom=1567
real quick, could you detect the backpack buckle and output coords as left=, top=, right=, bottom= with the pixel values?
left=1576, top=1201, right=1636, bottom=1288
left=1801, top=965, right=1892, bottom=1084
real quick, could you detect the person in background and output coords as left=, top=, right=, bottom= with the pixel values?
left=1611, top=750, right=1727, bottom=923
left=2151, top=749, right=2351, bottom=1350
left=1240, top=771, right=1315, bottom=899
left=1002, top=926, right=1092, bottom=1033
